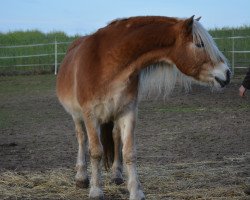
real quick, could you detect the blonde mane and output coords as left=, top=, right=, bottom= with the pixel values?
left=139, top=62, right=192, bottom=99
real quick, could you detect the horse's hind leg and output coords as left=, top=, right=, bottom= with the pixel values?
left=111, top=124, right=124, bottom=185
left=74, top=117, right=89, bottom=188
left=83, top=114, right=104, bottom=199
left=118, top=108, right=145, bottom=200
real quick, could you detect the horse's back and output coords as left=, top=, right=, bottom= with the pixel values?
left=67, top=37, right=86, bottom=53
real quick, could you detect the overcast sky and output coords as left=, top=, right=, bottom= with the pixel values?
left=1, top=0, right=250, bottom=36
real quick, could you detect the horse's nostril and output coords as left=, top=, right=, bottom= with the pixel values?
left=226, top=69, right=231, bottom=83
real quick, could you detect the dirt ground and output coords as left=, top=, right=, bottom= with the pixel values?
left=0, top=75, right=249, bottom=200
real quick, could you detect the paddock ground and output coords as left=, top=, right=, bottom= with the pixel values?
left=0, top=74, right=249, bottom=200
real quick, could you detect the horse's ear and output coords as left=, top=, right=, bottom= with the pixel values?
left=196, top=16, right=201, bottom=21
left=183, top=15, right=194, bottom=35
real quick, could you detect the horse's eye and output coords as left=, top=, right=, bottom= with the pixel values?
left=196, top=42, right=204, bottom=48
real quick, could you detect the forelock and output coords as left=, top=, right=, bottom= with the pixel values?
left=192, top=21, right=227, bottom=64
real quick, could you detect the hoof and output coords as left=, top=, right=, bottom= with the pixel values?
left=130, top=189, right=145, bottom=200
left=244, top=186, right=250, bottom=195
left=111, top=177, right=124, bottom=185
left=89, top=187, right=104, bottom=200
left=76, top=178, right=90, bottom=188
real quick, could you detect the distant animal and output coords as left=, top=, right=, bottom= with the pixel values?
left=56, top=15, right=230, bottom=200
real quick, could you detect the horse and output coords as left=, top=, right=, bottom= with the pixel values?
left=56, top=15, right=230, bottom=200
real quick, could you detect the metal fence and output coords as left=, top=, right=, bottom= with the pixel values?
left=0, top=36, right=249, bottom=75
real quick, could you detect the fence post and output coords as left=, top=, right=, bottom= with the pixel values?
left=232, top=37, right=235, bottom=75
left=54, top=39, right=58, bottom=75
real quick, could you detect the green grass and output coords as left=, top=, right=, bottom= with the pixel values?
left=209, top=26, right=250, bottom=70
left=0, top=31, right=77, bottom=74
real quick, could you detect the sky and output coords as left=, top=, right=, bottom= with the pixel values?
left=0, top=0, right=250, bottom=36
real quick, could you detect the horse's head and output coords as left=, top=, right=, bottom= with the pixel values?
left=171, top=16, right=231, bottom=88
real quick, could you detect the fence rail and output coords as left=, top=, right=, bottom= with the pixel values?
left=0, top=37, right=249, bottom=75
left=0, top=41, right=70, bottom=48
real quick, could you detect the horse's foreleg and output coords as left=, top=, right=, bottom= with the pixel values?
left=119, top=109, right=145, bottom=200
left=83, top=115, right=104, bottom=199
left=111, top=124, right=124, bottom=185
left=74, top=118, right=89, bottom=188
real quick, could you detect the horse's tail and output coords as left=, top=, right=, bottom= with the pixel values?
left=100, top=121, right=114, bottom=170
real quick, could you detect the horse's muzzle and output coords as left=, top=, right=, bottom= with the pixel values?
left=215, top=69, right=231, bottom=88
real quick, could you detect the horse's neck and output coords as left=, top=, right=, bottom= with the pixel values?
left=107, top=23, right=175, bottom=73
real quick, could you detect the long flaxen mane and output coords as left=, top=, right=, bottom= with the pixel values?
left=139, top=19, right=228, bottom=99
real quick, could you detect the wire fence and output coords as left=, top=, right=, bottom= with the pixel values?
left=0, top=36, right=249, bottom=75
left=214, top=36, right=250, bottom=74
left=0, top=40, right=71, bottom=75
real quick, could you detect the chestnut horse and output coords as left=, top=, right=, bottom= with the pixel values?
left=57, top=16, right=230, bottom=200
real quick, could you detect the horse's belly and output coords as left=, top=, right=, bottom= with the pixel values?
left=92, top=94, right=135, bottom=123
